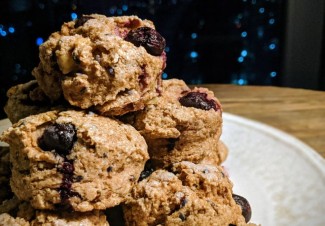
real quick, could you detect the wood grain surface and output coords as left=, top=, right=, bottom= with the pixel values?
left=1, top=84, right=325, bottom=158
left=203, top=84, right=325, bottom=158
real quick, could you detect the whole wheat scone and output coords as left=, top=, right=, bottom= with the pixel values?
left=0, top=203, right=109, bottom=226
left=0, top=147, right=12, bottom=204
left=123, top=162, right=255, bottom=226
left=0, top=110, right=149, bottom=212
left=32, top=14, right=166, bottom=116
left=3, top=80, right=67, bottom=124
left=126, top=79, right=225, bottom=168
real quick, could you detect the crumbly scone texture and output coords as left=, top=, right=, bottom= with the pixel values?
left=123, top=162, right=250, bottom=226
left=0, top=110, right=149, bottom=212
left=130, top=79, right=224, bottom=168
left=4, top=80, right=53, bottom=124
left=0, top=147, right=12, bottom=203
left=0, top=204, right=109, bottom=226
left=32, top=14, right=166, bottom=116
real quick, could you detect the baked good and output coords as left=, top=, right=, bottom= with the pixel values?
left=0, top=204, right=109, bottom=226
left=123, top=162, right=254, bottom=226
left=32, top=14, right=166, bottom=116
left=126, top=79, right=225, bottom=168
left=0, top=110, right=148, bottom=212
left=0, top=147, right=12, bottom=204
left=3, top=80, right=67, bottom=124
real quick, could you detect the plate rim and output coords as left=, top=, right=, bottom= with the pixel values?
left=223, top=112, right=325, bottom=174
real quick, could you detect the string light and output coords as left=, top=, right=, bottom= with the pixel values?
left=241, top=31, right=247, bottom=38
left=270, top=71, right=277, bottom=77
left=269, top=18, right=275, bottom=25
left=8, top=27, right=15, bottom=33
left=71, top=13, right=78, bottom=20
left=269, top=43, right=276, bottom=50
left=190, top=51, right=198, bottom=58
left=241, top=50, right=248, bottom=57
left=36, top=37, right=44, bottom=46
left=191, top=33, right=198, bottom=39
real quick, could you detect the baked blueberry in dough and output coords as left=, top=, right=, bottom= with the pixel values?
left=123, top=162, right=255, bottom=226
left=32, top=14, right=166, bottom=116
left=0, top=110, right=149, bottom=212
left=4, top=80, right=59, bottom=124
left=126, top=79, right=226, bottom=168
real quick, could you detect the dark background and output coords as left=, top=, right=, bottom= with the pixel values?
left=0, top=0, right=324, bottom=119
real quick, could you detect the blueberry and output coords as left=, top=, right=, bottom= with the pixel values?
left=38, top=123, right=76, bottom=156
left=179, top=92, right=218, bottom=111
left=125, top=27, right=166, bottom=56
left=138, top=160, right=154, bottom=181
left=232, top=194, right=252, bottom=223
left=58, top=161, right=74, bottom=175
left=74, top=15, right=94, bottom=28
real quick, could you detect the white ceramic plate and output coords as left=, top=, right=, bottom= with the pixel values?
left=222, top=113, right=325, bottom=226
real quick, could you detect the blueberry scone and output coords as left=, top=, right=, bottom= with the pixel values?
left=0, top=202, right=109, bottom=226
left=0, top=110, right=149, bottom=212
left=32, top=14, right=166, bottom=116
left=126, top=79, right=225, bottom=168
left=3, top=80, right=67, bottom=124
left=123, top=162, right=256, bottom=226
left=0, top=147, right=12, bottom=204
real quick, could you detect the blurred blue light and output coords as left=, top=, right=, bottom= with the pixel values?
left=270, top=71, right=277, bottom=77
left=257, top=28, right=264, bottom=38
left=8, top=27, right=15, bottom=33
left=190, top=51, right=198, bottom=58
left=1, top=31, right=7, bottom=37
left=191, top=33, right=198, bottom=39
left=241, top=31, right=247, bottom=38
left=241, top=50, right=248, bottom=57
left=36, top=37, right=44, bottom=46
left=71, top=12, right=78, bottom=20
left=269, top=43, right=276, bottom=50
left=122, top=5, right=128, bottom=11
left=162, top=73, right=168, bottom=79
left=269, top=18, right=275, bottom=25
left=238, top=78, right=246, bottom=85
left=237, top=56, right=244, bottom=63
left=117, top=9, right=123, bottom=15
left=165, top=46, right=170, bottom=52
left=259, top=7, right=265, bottom=14
left=109, top=7, right=116, bottom=14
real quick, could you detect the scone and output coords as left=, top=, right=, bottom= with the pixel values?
left=0, top=147, right=12, bottom=203
left=123, top=162, right=255, bottom=226
left=0, top=110, right=149, bottom=212
left=125, top=79, right=225, bottom=168
left=32, top=14, right=166, bottom=116
left=3, top=80, right=66, bottom=123
left=0, top=202, right=109, bottom=226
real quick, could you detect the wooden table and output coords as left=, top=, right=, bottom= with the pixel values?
left=1, top=84, right=325, bottom=158
left=204, top=84, right=325, bottom=159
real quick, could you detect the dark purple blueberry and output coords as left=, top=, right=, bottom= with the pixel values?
left=179, top=92, right=218, bottom=111
left=38, top=123, right=76, bottom=156
left=179, top=213, right=186, bottom=221
left=107, top=166, right=113, bottom=172
left=232, top=194, right=252, bottom=223
left=180, top=196, right=188, bottom=208
left=167, top=138, right=178, bottom=152
left=74, top=15, right=94, bottom=28
left=107, top=67, right=115, bottom=77
left=124, top=27, right=166, bottom=56
left=138, top=160, right=154, bottom=181
left=58, top=161, right=74, bottom=175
